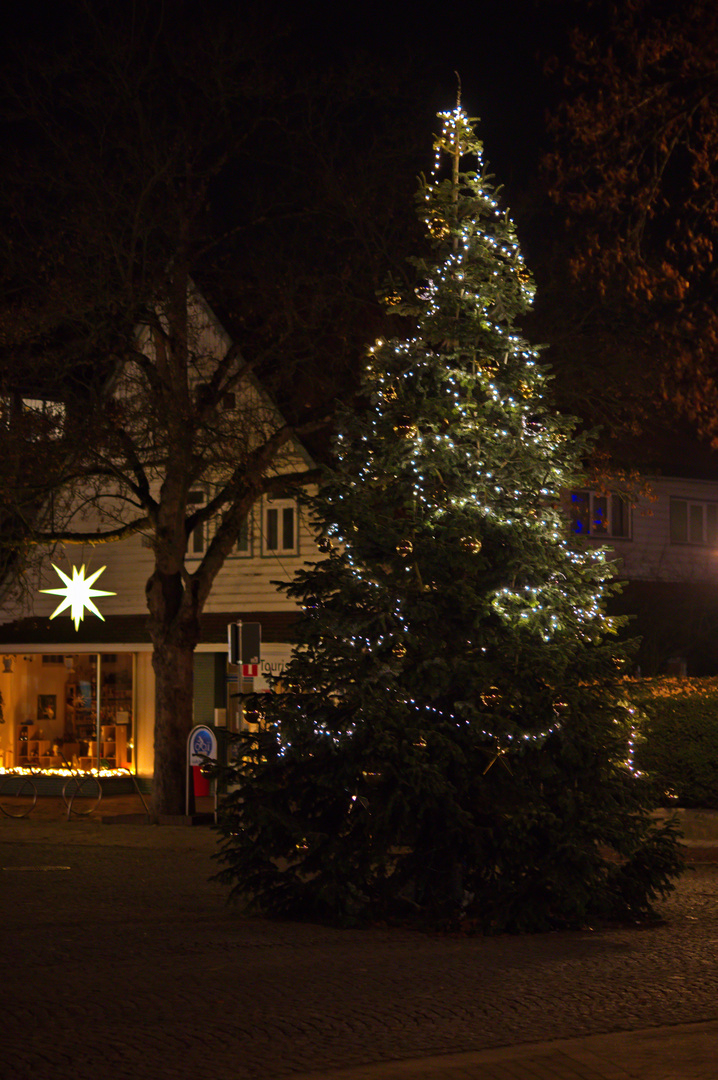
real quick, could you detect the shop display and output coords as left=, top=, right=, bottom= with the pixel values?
left=6, top=653, right=134, bottom=773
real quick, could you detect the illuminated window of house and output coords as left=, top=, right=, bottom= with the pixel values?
left=569, top=491, right=630, bottom=539
left=22, top=397, right=64, bottom=420
left=1, top=395, right=65, bottom=439
left=262, top=498, right=298, bottom=556
left=670, top=498, right=718, bottom=546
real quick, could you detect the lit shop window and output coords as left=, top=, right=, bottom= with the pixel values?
left=1, top=395, right=65, bottom=439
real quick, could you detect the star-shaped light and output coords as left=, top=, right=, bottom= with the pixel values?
left=40, top=564, right=116, bottom=631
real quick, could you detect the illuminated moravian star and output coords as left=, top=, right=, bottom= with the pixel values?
left=40, top=564, right=116, bottom=631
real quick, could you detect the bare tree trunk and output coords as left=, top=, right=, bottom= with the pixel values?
left=151, top=634, right=198, bottom=817
left=147, top=566, right=201, bottom=817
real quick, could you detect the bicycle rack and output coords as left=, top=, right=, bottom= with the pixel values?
left=64, top=764, right=151, bottom=821
left=115, top=767, right=151, bottom=821
left=64, top=772, right=103, bottom=818
left=0, top=774, right=38, bottom=818
left=0, top=761, right=151, bottom=822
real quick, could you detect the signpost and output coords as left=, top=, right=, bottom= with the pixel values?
left=228, top=621, right=262, bottom=727
left=228, top=621, right=261, bottom=666
left=186, top=724, right=219, bottom=818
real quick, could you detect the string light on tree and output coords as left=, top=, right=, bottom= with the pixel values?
left=215, top=102, right=683, bottom=933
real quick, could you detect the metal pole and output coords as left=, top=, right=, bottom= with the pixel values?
left=131, top=651, right=137, bottom=773
left=236, top=620, right=242, bottom=734
left=96, top=652, right=101, bottom=771
left=185, top=744, right=191, bottom=817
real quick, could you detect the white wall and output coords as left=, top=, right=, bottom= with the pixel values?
left=601, top=476, right=718, bottom=584
left=0, top=496, right=318, bottom=624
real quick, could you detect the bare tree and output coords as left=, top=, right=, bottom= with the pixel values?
left=0, top=0, right=427, bottom=813
left=43, top=287, right=319, bottom=815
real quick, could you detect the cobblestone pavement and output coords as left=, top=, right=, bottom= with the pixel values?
left=2, top=808, right=718, bottom=1080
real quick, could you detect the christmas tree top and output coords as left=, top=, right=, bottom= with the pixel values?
left=325, top=105, right=615, bottom=677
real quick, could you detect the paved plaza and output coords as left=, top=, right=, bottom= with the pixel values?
left=2, top=799, right=718, bottom=1079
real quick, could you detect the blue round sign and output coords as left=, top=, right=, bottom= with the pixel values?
left=189, top=725, right=217, bottom=765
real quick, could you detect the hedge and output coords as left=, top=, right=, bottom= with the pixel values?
left=626, top=677, right=718, bottom=808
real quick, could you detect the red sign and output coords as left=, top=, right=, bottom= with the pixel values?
left=242, top=664, right=259, bottom=678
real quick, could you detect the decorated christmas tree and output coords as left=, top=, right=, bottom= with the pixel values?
left=215, top=107, right=682, bottom=931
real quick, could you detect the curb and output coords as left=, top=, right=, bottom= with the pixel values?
left=288, top=1019, right=718, bottom=1080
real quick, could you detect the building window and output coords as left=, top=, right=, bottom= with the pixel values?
left=670, top=498, right=718, bottom=546
left=187, top=491, right=253, bottom=559
left=262, top=498, right=298, bottom=556
left=235, top=511, right=252, bottom=558
left=194, top=382, right=211, bottom=407
left=1, top=395, right=65, bottom=438
left=187, top=490, right=207, bottom=557
left=21, top=397, right=64, bottom=421
left=569, top=491, right=630, bottom=538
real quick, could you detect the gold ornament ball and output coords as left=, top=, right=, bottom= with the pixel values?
left=393, top=417, right=418, bottom=439
left=396, top=539, right=414, bottom=558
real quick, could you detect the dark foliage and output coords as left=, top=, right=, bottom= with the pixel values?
left=632, top=677, right=718, bottom=808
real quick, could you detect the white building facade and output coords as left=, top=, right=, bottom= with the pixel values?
left=570, top=476, right=718, bottom=673
left=0, top=292, right=317, bottom=785
left=0, top=490, right=317, bottom=782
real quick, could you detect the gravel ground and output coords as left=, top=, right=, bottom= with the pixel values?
left=1, top=822, right=717, bottom=1080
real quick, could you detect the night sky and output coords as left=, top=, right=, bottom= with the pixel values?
left=0, top=0, right=606, bottom=427
left=3, top=0, right=575, bottom=191
left=279, top=0, right=572, bottom=188
left=1, top=0, right=617, bottom=408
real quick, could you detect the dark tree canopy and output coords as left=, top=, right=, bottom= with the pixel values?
left=544, top=0, right=718, bottom=446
